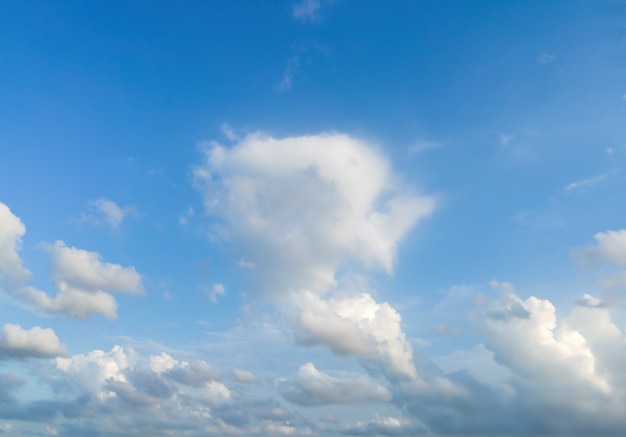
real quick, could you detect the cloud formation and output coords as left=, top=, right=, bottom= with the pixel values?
left=0, top=202, right=143, bottom=319
left=0, top=324, right=68, bottom=360
left=83, top=197, right=138, bottom=228
left=572, top=229, right=626, bottom=287
left=279, top=362, right=392, bottom=406
left=193, top=133, right=435, bottom=379
left=292, top=0, right=321, bottom=21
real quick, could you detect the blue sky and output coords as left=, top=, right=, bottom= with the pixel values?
left=1, top=1, right=626, bottom=436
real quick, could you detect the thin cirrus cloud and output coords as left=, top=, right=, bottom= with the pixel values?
left=0, top=202, right=143, bottom=319
left=292, top=0, right=321, bottom=21
left=81, top=197, right=139, bottom=228
left=277, top=56, right=300, bottom=92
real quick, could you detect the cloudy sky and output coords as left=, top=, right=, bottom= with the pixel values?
left=1, top=1, right=626, bottom=436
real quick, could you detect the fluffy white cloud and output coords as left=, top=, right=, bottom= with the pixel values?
left=0, top=203, right=143, bottom=319
left=573, top=229, right=626, bottom=267
left=0, top=202, right=31, bottom=289
left=46, top=240, right=142, bottom=293
left=18, top=241, right=143, bottom=319
left=572, top=229, right=626, bottom=287
left=479, top=281, right=611, bottom=394
left=290, top=291, right=417, bottom=380
left=0, top=324, right=68, bottom=359
left=56, top=345, right=136, bottom=400
left=279, top=362, right=392, bottom=406
left=193, top=133, right=433, bottom=379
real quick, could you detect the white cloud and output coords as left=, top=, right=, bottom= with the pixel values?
left=278, top=56, right=300, bottom=91
left=150, top=352, right=178, bottom=374
left=85, top=197, right=138, bottom=228
left=221, top=123, right=239, bottom=142
left=0, top=202, right=31, bottom=290
left=292, top=0, right=321, bottom=21
left=0, top=203, right=143, bottom=319
left=537, top=53, right=556, bottom=64
left=19, top=241, right=143, bottom=319
left=209, top=283, right=226, bottom=303
left=0, top=324, right=68, bottom=359
left=290, top=291, right=418, bottom=379
left=340, top=414, right=422, bottom=436
left=479, top=282, right=611, bottom=394
left=56, top=345, right=136, bottom=400
left=164, top=359, right=222, bottom=387
left=238, top=257, right=256, bottom=269
left=564, top=173, right=607, bottom=192
left=46, top=241, right=143, bottom=293
left=193, top=132, right=434, bottom=379
left=279, top=362, right=392, bottom=406
left=499, top=134, right=514, bottom=146
left=233, top=368, right=256, bottom=383
left=572, top=229, right=626, bottom=267
left=408, top=139, right=441, bottom=155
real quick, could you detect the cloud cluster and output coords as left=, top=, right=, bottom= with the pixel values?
left=0, top=202, right=143, bottom=319
left=16, top=346, right=310, bottom=437
left=193, top=133, right=435, bottom=379
left=394, top=281, right=626, bottom=436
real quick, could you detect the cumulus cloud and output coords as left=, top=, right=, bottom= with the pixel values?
left=37, top=345, right=309, bottom=436
left=0, top=203, right=143, bottom=319
left=340, top=414, right=423, bottom=436
left=480, top=281, right=610, bottom=393
left=83, top=197, right=138, bottom=228
left=0, top=324, right=67, bottom=360
left=279, top=362, right=392, bottom=406
left=0, top=202, right=31, bottom=290
left=55, top=345, right=136, bottom=400
left=290, top=291, right=417, bottom=379
left=573, top=229, right=626, bottom=267
left=572, top=229, right=626, bottom=287
left=193, top=132, right=434, bottom=379
left=20, top=241, right=143, bottom=319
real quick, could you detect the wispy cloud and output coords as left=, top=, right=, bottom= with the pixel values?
left=220, top=122, right=239, bottom=141
left=564, top=173, right=609, bottom=192
left=292, top=0, right=321, bottom=21
left=277, top=56, right=300, bottom=92
left=408, top=139, right=442, bottom=155
left=208, top=283, right=226, bottom=303
left=537, top=53, right=557, bottom=64
left=80, top=197, right=139, bottom=228
left=499, top=134, right=515, bottom=146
